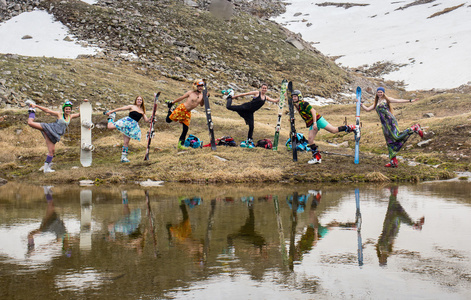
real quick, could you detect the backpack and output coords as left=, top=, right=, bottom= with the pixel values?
left=285, top=133, right=310, bottom=151
left=256, top=138, right=273, bottom=149
left=217, top=136, right=236, bottom=147
left=184, top=134, right=202, bottom=148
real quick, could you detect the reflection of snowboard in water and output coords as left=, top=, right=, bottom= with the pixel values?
left=80, top=189, right=92, bottom=251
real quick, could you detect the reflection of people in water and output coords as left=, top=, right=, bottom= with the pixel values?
left=108, top=191, right=145, bottom=254
left=376, top=187, right=425, bottom=266
left=297, top=191, right=328, bottom=255
left=27, top=186, right=70, bottom=257
left=227, top=197, right=266, bottom=255
left=166, top=197, right=204, bottom=262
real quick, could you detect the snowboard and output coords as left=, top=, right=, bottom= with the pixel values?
left=287, top=81, right=297, bottom=162
left=203, top=81, right=217, bottom=150
left=144, top=92, right=161, bottom=161
left=80, top=101, right=94, bottom=167
left=354, top=86, right=361, bottom=164
left=273, top=79, right=288, bottom=151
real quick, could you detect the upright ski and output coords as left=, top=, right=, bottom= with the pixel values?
left=273, top=79, right=288, bottom=150
left=144, top=92, right=160, bottom=161
left=287, top=81, right=297, bottom=162
left=354, top=87, right=361, bottom=164
left=203, top=81, right=217, bottom=150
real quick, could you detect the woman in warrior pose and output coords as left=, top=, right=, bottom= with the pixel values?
left=360, top=87, right=423, bottom=167
left=104, top=96, right=150, bottom=162
left=226, top=83, right=279, bottom=148
left=26, top=99, right=85, bottom=173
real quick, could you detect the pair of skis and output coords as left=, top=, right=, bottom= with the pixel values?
left=273, top=80, right=297, bottom=162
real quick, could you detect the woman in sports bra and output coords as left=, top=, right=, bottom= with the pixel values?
left=26, top=99, right=85, bottom=173
left=105, top=96, right=150, bottom=162
left=226, top=83, right=279, bottom=148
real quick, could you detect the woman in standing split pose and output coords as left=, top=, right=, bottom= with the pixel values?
left=360, top=87, right=423, bottom=167
left=104, top=96, right=150, bottom=162
left=225, top=83, right=279, bottom=148
left=26, top=99, right=85, bottom=173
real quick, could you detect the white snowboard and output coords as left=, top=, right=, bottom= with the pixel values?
left=80, top=102, right=94, bottom=167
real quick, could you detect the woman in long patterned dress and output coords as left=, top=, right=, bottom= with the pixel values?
left=104, top=96, right=150, bottom=162
left=26, top=99, right=85, bottom=173
left=360, top=87, right=424, bottom=167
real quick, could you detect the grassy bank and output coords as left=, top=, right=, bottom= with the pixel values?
left=1, top=88, right=469, bottom=184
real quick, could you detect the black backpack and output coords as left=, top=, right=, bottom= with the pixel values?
left=256, top=138, right=273, bottom=149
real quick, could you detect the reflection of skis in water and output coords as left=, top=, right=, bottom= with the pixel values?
left=273, top=195, right=288, bottom=265
left=203, top=199, right=216, bottom=265
left=355, top=188, right=363, bottom=266
left=145, top=191, right=159, bottom=258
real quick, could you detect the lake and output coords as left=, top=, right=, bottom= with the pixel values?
left=1, top=181, right=470, bottom=299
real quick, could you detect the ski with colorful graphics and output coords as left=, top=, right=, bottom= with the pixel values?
left=354, top=87, right=361, bottom=164
left=203, top=81, right=217, bottom=150
left=287, top=81, right=297, bottom=162
left=273, top=79, right=288, bottom=150
left=144, top=92, right=160, bottom=161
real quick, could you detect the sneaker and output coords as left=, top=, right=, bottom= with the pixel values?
left=165, top=100, right=174, bottom=110
left=308, top=153, right=322, bottom=164
left=25, top=99, right=36, bottom=107
left=177, top=140, right=188, bottom=150
left=121, top=155, right=130, bottom=163
left=228, top=89, right=234, bottom=97
left=103, top=110, right=116, bottom=120
left=384, top=157, right=398, bottom=168
left=240, top=140, right=247, bottom=148
left=43, top=162, right=55, bottom=173
left=411, top=124, right=424, bottom=138
left=346, top=124, right=356, bottom=133
left=247, top=139, right=255, bottom=149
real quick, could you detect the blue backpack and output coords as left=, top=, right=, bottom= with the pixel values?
left=184, top=134, right=202, bottom=148
left=285, top=133, right=310, bottom=151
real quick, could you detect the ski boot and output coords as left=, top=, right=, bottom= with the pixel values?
left=384, top=157, right=398, bottom=168
left=411, top=124, right=424, bottom=138
left=121, top=147, right=130, bottom=163
left=345, top=124, right=357, bottom=133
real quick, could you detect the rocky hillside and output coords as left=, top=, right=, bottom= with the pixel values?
left=0, top=0, right=365, bottom=109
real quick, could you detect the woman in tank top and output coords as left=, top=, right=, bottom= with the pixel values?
left=226, top=83, right=279, bottom=148
left=26, top=99, right=85, bottom=173
left=104, top=95, right=150, bottom=163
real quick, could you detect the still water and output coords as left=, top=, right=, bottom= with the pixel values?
left=1, top=182, right=471, bottom=299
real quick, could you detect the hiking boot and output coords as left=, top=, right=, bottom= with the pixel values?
left=308, top=152, right=322, bottom=164
left=411, top=124, right=424, bottom=138
left=177, top=140, right=188, bottom=150
left=384, top=157, right=398, bottom=168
